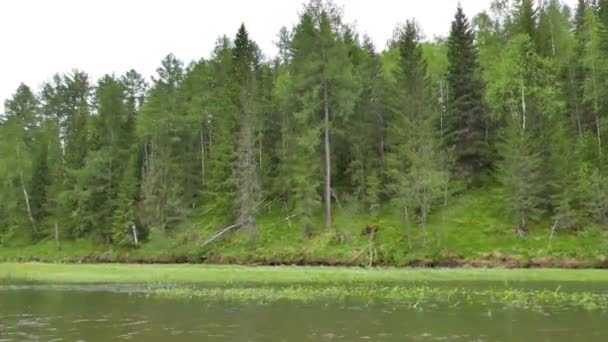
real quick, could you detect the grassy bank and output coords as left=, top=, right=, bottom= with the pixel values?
left=4, top=263, right=608, bottom=312
left=2, top=189, right=608, bottom=267
left=3, top=263, right=608, bottom=284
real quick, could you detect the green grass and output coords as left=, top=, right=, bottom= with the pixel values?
left=2, top=187, right=608, bottom=266
left=4, top=263, right=608, bottom=312
left=3, top=263, right=608, bottom=284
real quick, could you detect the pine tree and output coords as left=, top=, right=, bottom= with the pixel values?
left=4, top=84, right=41, bottom=236
left=111, top=156, right=142, bottom=247
left=29, top=135, right=50, bottom=230
left=445, top=5, right=490, bottom=179
left=74, top=75, right=132, bottom=241
left=497, top=117, right=543, bottom=229
left=191, top=37, right=239, bottom=219
left=599, top=0, right=608, bottom=51
left=287, top=0, right=357, bottom=231
left=512, top=0, right=538, bottom=39
left=138, top=54, right=189, bottom=231
left=385, top=21, right=448, bottom=233
left=346, top=36, right=385, bottom=213
left=63, top=71, right=90, bottom=171
left=232, top=24, right=260, bottom=234
left=4, top=84, right=40, bottom=145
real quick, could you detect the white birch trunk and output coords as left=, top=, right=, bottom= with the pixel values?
left=16, top=145, right=36, bottom=233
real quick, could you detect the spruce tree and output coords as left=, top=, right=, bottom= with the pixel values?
left=29, top=136, right=50, bottom=230
left=111, top=156, right=142, bottom=247
left=385, top=21, right=448, bottom=233
left=512, top=0, right=538, bottom=39
left=232, top=24, right=261, bottom=234
left=287, top=0, right=357, bottom=231
left=497, top=117, right=543, bottom=229
left=446, top=5, right=489, bottom=179
left=2, top=87, right=39, bottom=236
left=138, top=54, right=189, bottom=231
left=346, top=36, right=385, bottom=213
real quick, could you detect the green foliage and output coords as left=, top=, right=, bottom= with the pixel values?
left=497, top=118, right=544, bottom=228
left=2, top=0, right=608, bottom=265
left=384, top=21, right=449, bottom=232
left=512, top=0, right=538, bottom=39
left=446, top=5, right=490, bottom=178
left=285, top=0, right=358, bottom=231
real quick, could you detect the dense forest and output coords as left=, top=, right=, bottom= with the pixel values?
left=2, top=0, right=608, bottom=262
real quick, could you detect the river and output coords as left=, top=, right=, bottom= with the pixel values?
left=2, top=281, right=608, bottom=341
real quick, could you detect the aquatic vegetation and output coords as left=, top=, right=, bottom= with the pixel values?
left=148, top=285, right=608, bottom=312
left=3, top=263, right=607, bottom=313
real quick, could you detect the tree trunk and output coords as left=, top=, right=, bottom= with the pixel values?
left=520, top=79, right=526, bottom=134
left=236, top=109, right=257, bottom=233
left=16, top=145, right=36, bottom=234
left=439, top=79, right=444, bottom=143
left=592, top=69, right=603, bottom=160
left=200, top=130, right=205, bottom=185
left=596, top=114, right=602, bottom=160
left=282, top=111, right=287, bottom=160
left=54, top=223, right=60, bottom=250
left=131, top=225, right=139, bottom=247
left=323, top=83, right=332, bottom=229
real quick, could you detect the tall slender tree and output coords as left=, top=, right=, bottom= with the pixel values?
left=385, top=21, right=448, bottom=233
left=446, top=5, right=489, bottom=179
left=232, top=24, right=261, bottom=234
left=287, top=0, right=357, bottom=230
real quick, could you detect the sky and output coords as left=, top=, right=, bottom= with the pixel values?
left=0, top=0, right=578, bottom=114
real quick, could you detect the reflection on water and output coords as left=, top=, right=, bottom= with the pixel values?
left=0, top=283, right=607, bottom=341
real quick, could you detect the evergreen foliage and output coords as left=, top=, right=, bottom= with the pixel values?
left=1, top=0, right=608, bottom=253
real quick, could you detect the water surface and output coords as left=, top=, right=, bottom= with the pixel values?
left=1, top=282, right=607, bottom=341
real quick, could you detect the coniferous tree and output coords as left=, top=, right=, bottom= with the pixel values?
left=111, top=156, right=142, bottom=247
left=287, top=0, right=357, bottom=231
left=138, top=54, right=188, bottom=231
left=29, top=134, right=50, bottom=231
left=3, top=0, right=608, bottom=253
left=513, top=0, right=538, bottom=39
left=446, top=5, right=490, bottom=179
left=497, top=117, right=544, bottom=229
left=4, top=85, right=41, bottom=236
left=232, top=24, right=261, bottom=234
left=196, top=37, right=239, bottom=217
left=385, top=21, right=448, bottom=233
left=346, top=36, right=385, bottom=213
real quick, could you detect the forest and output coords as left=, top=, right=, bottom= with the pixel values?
left=2, top=0, right=608, bottom=265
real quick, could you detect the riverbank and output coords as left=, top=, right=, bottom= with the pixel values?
left=2, top=189, right=608, bottom=268
left=3, top=263, right=608, bottom=284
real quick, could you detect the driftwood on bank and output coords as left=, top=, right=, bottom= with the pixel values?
left=265, top=214, right=297, bottom=229
left=547, top=218, right=560, bottom=249
left=200, top=222, right=245, bottom=249
left=350, top=228, right=378, bottom=266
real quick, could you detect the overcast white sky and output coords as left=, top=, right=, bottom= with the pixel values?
left=0, top=0, right=577, bottom=114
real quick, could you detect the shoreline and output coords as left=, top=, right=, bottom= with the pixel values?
left=2, top=262, right=608, bottom=285
left=1, top=253, right=607, bottom=269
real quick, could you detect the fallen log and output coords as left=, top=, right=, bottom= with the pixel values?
left=201, top=222, right=244, bottom=249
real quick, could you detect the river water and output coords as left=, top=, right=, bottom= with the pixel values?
left=1, top=283, right=607, bottom=341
